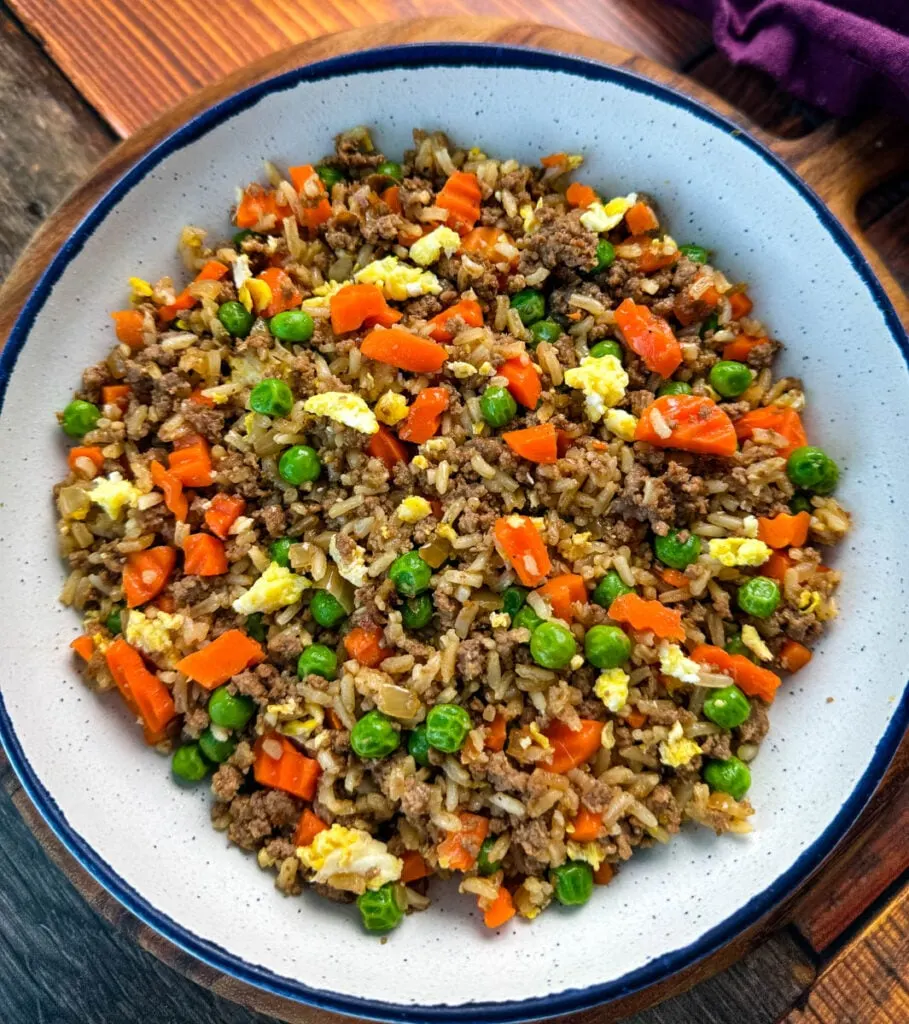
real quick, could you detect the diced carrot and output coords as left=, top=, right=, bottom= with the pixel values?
left=608, top=593, right=685, bottom=641
left=540, top=152, right=567, bottom=167
left=593, top=862, right=615, bottom=886
left=498, top=357, right=541, bottom=409
left=722, top=337, right=768, bottom=362
left=288, top=163, right=323, bottom=195
left=493, top=515, right=552, bottom=587
left=367, top=424, right=410, bottom=472
left=235, top=186, right=290, bottom=229
left=689, top=644, right=782, bottom=703
left=399, top=387, right=449, bottom=443
left=382, top=185, right=402, bottom=214
left=485, top=713, right=508, bottom=752
left=566, top=182, right=597, bottom=208
left=758, top=511, right=811, bottom=549
left=254, top=734, right=321, bottom=801
left=780, top=639, right=812, bottom=673
left=153, top=594, right=176, bottom=614
left=429, top=499, right=443, bottom=519
left=628, top=235, right=680, bottom=274
left=67, top=446, right=104, bottom=474
left=544, top=719, right=604, bottom=774
left=729, top=291, right=753, bottom=319
left=123, top=546, right=176, bottom=608
left=102, top=384, right=131, bottom=411
left=182, top=533, right=228, bottom=576
left=483, top=886, right=516, bottom=929
left=636, top=394, right=738, bottom=458
left=400, top=850, right=433, bottom=884
left=188, top=388, right=215, bottom=408
left=625, top=201, right=659, bottom=234
left=330, top=283, right=402, bottom=334
left=534, top=573, right=587, bottom=621
left=459, top=226, right=518, bottom=267
left=674, top=275, right=721, bottom=326
left=734, top=405, right=807, bottom=458
left=168, top=435, right=213, bottom=487
left=614, top=298, right=682, bottom=378
left=327, top=708, right=344, bottom=730
left=205, top=493, right=246, bottom=539
left=502, top=423, right=557, bottom=464
left=105, top=638, right=176, bottom=735
left=436, top=170, right=482, bottom=234
left=361, top=327, right=447, bottom=374
left=158, top=260, right=229, bottom=322
left=570, top=806, right=604, bottom=842
left=764, top=549, right=796, bottom=582
left=344, top=625, right=389, bottom=668
left=437, top=812, right=489, bottom=871
left=625, top=709, right=647, bottom=729
left=70, top=635, right=94, bottom=661
left=175, top=629, right=264, bottom=689
left=293, top=809, right=328, bottom=848
left=660, top=568, right=690, bottom=589
left=110, top=309, right=146, bottom=349
left=258, top=267, right=302, bottom=318
left=556, top=429, right=574, bottom=458
left=150, top=460, right=188, bottom=522
left=426, top=299, right=484, bottom=342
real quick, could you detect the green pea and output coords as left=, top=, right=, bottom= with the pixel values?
left=351, top=710, right=400, bottom=759
left=208, top=687, right=256, bottom=730
left=61, top=400, right=100, bottom=438
left=245, top=613, right=267, bottom=644
left=703, top=756, right=751, bottom=801
left=357, top=883, right=404, bottom=933
left=529, top=319, right=562, bottom=346
left=269, top=309, right=314, bottom=344
left=550, top=861, right=594, bottom=906
left=477, top=836, right=502, bottom=876
left=654, top=529, right=702, bottom=570
left=789, top=492, right=813, bottom=514
left=699, top=312, right=719, bottom=338
left=656, top=381, right=693, bottom=397
left=172, top=744, right=210, bottom=783
left=106, top=606, right=123, bottom=636
left=592, top=570, right=634, bottom=609
left=589, top=340, right=623, bottom=361
left=703, top=685, right=751, bottom=730
left=737, top=576, right=780, bottom=618
left=270, top=537, right=292, bottom=568
left=709, top=360, right=753, bottom=398
left=250, top=378, right=294, bottom=418
left=388, top=550, right=432, bottom=597
left=310, top=590, right=348, bottom=629
left=479, top=385, right=518, bottom=429
left=513, top=605, right=543, bottom=634
left=401, top=593, right=433, bottom=630
left=232, top=228, right=262, bottom=247
left=724, top=633, right=755, bottom=662
left=198, top=727, right=237, bottom=764
left=584, top=624, right=631, bottom=670
left=530, top=621, right=577, bottom=670
left=376, top=160, right=404, bottom=182
left=278, top=444, right=321, bottom=485
left=679, top=244, right=709, bottom=264
left=316, top=165, right=345, bottom=189
left=786, top=446, right=839, bottom=495
left=408, top=724, right=431, bottom=767
left=510, top=288, right=546, bottom=326
left=297, top=643, right=338, bottom=681
left=218, top=300, right=254, bottom=338
left=591, top=238, right=615, bottom=273
left=501, top=586, right=528, bottom=618
left=426, top=703, right=472, bottom=753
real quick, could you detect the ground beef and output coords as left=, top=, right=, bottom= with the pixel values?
left=180, top=402, right=225, bottom=442
left=483, top=751, right=528, bottom=793
left=404, top=294, right=443, bottom=320
left=231, top=665, right=276, bottom=700
left=398, top=780, right=433, bottom=819
left=267, top=628, right=304, bottom=664
left=211, top=764, right=244, bottom=801
left=182, top=706, right=209, bottom=738
left=171, top=574, right=221, bottom=608
left=216, top=451, right=275, bottom=499
left=224, top=789, right=300, bottom=850
left=258, top=503, right=286, bottom=537
left=518, top=207, right=598, bottom=276
left=648, top=784, right=683, bottom=831
left=311, top=882, right=356, bottom=904
left=456, top=637, right=491, bottom=682
left=511, top=818, right=551, bottom=862
left=701, top=732, right=734, bottom=760
left=737, top=701, right=770, bottom=745
left=611, top=462, right=676, bottom=533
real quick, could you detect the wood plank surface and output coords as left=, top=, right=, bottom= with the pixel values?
left=8, top=0, right=712, bottom=136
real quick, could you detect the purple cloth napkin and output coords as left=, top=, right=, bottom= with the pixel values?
left=670, top=0, right=909, bottom=115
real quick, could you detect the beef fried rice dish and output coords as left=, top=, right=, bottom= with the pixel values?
left=56, top=127, right=850, bottom=933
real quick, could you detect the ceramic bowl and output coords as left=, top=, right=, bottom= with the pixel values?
left=0, top=44, right=907, bottom=1024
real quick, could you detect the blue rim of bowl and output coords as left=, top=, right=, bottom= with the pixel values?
left=1, top=41, right=907, bottom=1024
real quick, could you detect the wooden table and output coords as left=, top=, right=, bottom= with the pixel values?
left=0, top=3, right=907, bottom=1022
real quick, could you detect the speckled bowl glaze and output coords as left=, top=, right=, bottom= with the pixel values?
left=0, top=44, right=907, bottom=1024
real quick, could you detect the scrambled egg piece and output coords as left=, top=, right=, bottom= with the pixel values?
left=565, top=841, right=605, bottom=869
left=741, top=624, right=772, bottom=662
left=396, top=496, right=432, bottom=523
left=447, top=361, right=478, bottom=379
left=232, top=253, right=252, bottom=291
left=742, top=515, right=759, bottom=539
left=125, top=610, right=184, bottom=663
left=519, top=199, right=544, bottom=234
left=708, top=537, right=772, bottom=567
left=375, top=391, right=409, bottom=426
left=232, top=561, right=309, bottom=615
left=605, top=408, right=638, bottom=441
left=329, top=533, right=369, bottom=588
left=799, top=590, right=822, bottom=615
left=301, top=279, right=345, bottom=310
left=128, top=276, right=153, bottom=298
left=239, top=278, right=272, bottom=314
left=303, top=392, right=378, bottom=435
left=658, top=642, right=701, bottom=684
left=297, top=824, right=402, bottom=893
left=594, top=668, right=630, bottom=713
left=659, top=721, right=702, bottom=768
left=579, top=193, right=637, bottom=234
left=355, top=256, right=441, bottom=301
left=528, top=722, right=550, bottom=749
left=489, top=611, right=510, bottom=629
left=564, top=355, right=629, bottom=422
left=409, top=226, right=461, bottom=267
left=90, top=473, right=143, bottom=521
left=411, top=454, right=429, bottom=471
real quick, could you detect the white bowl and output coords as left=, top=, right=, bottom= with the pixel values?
left=1, top=44, right=907, bottom=1023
